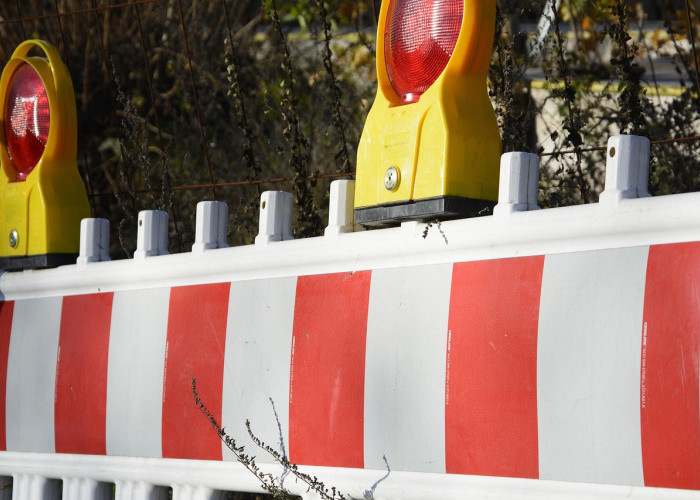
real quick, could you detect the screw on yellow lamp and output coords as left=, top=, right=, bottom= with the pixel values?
left=0, top=40, right=89, bottom=270
left=354, top=0, right=501, bottom=226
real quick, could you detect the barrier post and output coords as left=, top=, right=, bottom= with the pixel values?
left=134, top=210, right=169, bottom=259
left=192, top=201, right=228, bottom=253
left=77, top=218, right=110, bottom=265
left=493, top=152, right=540, bottom=216
left=325, top=180, right=356, bottom=237
left=599, top=135, right=651, bottom=205
left=255, top=191, right=293, bottom=245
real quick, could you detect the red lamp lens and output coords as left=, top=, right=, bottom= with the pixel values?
left=4, top=63, right=50, bottom=181
left=385, top=0, right=463, bottom=104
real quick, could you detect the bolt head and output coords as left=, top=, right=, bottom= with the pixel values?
left=384, top=166, right=400, bottom=191
left=9, top=230, right=18, bottom=248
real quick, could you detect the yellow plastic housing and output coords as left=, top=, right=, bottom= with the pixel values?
left=355, top=0, right=501, bottom=217
left=0, top=40, right=89, bottom=263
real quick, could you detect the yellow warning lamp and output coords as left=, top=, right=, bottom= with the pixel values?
left=354, top=0, right=501, bottom=225
left=0, top=40, right=89, bottom=270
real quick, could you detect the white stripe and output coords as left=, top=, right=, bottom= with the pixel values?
left=5, top=297, right=62, bottom=452
left=106, top=288, right=170, bottom=457
left=221, top=277, right=297, bottom=463
left=364, top=264, right=452, bottom=472
left=537, top=248, right=647, bottom=484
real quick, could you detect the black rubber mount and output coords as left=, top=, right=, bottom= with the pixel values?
left=0, top=253, right=78, bottom=271
left=354, top=196, right=495, bottom=227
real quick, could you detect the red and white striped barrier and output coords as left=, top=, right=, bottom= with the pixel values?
left=2, top=136, right=700, bottom=499
left=1, top=243, right=700, bottom=491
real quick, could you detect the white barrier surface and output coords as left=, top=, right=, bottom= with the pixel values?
left=3, top=145, right=700, bottom=499
left=3, top=188, right=700, bottom=300
left=1, top=452, right=699, bottom=500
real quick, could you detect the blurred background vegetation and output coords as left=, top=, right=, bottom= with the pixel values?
left=1, top=0, right=700, bottom=258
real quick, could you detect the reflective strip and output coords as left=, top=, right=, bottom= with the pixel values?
left=55, top=293, right=113, bottom=454
left=162, top=283, right=230, bottom=460
left=221, top=277, right=297, bottom=462
left=445, top=256, right=543, bottom=478
left=5, top=297, right=62, bottom=452
left=364, top=265, right=451, bottom=472
left=289, top=271, right=371, bottom=468
left=0, top=301, right=13, bottom=451
left=537, top=248, right=647, bottom=485
left=106, top=288, right=170, bottom=457
left=641, top=242, right=700, bottom=489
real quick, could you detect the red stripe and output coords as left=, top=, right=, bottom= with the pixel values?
left=289, top=271, right=371, bottom=467
left=641, top=242, right=700, bottom=489
left=162, top=283, right=229, bottom=460
left=445, top=256, right=543, bottom=478
left=0, top=301, right=13, bottom=451
left=55, top=293, right=113, bottom=454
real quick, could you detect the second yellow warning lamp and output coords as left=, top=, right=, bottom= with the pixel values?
left=0, top=40, right=89, bottom=270
left=354, top=0, right=501, bottom=225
